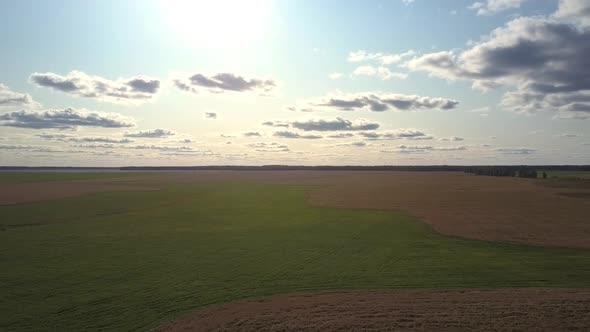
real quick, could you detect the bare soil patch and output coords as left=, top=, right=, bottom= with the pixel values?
left=300, top=171, right=590, bottom=249
left=154, top=289, right=590, bottom=332
left=0, top=176, right=162, bottom=205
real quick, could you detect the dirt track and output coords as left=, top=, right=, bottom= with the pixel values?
left=1, top=171, right=589, bottom=248
left=154, top=289, right=590, bottom=332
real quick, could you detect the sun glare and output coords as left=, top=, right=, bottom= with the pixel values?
left=161, top=0, right=274, bottom=50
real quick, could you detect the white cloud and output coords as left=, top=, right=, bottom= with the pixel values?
left=124, top=129, right=176, bottom=138
left=468, top=0, right=528, bottom=16
left=348, top=50, right=416, bottom=65
left=469, top=106, right=491, bottom=113
left=554, top=0, right=590, bottom=28
left=439, top=136, right=464, bottom=141
left=352, top=66, right=408, bottom=80
left=0, top=84, right=41, bottom=110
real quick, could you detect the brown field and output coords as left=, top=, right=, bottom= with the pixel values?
left=0, top=178, right=159, bottom=205
left=154, top=289, right=590, bottom=332
left=3, top=171, right=589, bottom=248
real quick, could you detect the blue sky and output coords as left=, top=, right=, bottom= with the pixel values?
left=0, top=0, right=588, bottom=166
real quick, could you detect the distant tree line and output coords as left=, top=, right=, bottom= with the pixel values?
left=2, top=165, right=589, bottom=174
left=463, top=166, right=538, bottom=178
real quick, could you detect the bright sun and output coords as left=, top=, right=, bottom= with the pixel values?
left=161, top=0, right=274, bottom=50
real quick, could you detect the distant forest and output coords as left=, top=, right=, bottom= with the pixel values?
left=1, top=165, right=589, bottom=175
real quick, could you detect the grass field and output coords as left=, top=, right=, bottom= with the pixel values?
left=2, top=176, right=590, bottom=331
left=539, top=170, right=590, bottom=180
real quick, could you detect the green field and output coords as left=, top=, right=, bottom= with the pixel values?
left=2, top=181, right=590, bottom=331
left=539, top=170, right=590, bottom=180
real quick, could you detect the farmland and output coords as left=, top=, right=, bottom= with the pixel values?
left=1, top=171, right=590, bottom=331
left=540, top=170, right=590, bottom=180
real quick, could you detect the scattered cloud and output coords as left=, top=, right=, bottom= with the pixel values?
left=0, top=144, right=86, bottom=154
left=0, top=84, right=40, bottom=110
left=469, top=106, right=490, bottom=113
left=381, top=144, right=467, bottom=154
left=352, top=66, right=408, bottom=80
left=64, top=142, right=210, bottom=156
left=336, top=141, right=367, bottom=147
left=291, top=117, right=379, bottom=131
left=76, top=137, right=133, bottom=143
left=556, top=133, right=579, bottom=138
left=204, top=112, right=217, bottom=119
left=174, top=73, right=276, bottom=95
left=554, top=0, right=590, bottom=28
left=439, top=136, right=464, bottom=141
left=243, top=131, right=262, bottom=137
left=178, top=138, right=195, bottom=143
left=124, top=129, right=175, bottom=138
left=30, top=71, right=160, bottom=103
left=327, top=133, right=355, bottom=139
left=0, top=108, right=135, bottom=130
left=35, top=133, right=74, bottom=140
left=262, top=121, right=290, bottom=128
left=435, top=146, right=468, bottom=151
left=468, top=0, right=528, bottom=16
left=273, top=131, right=323, bottom=139
left=408, top=2, right=590, bottom=119
left=348, top=50, right=416, bottom=65
left=246, top=142, right=290, bottom=152
left=382, top=145, right=434, bottom=154
left=36, top=133, right=133, bottom=143
left=495, top=147, right=536, bottom=154
left=126, top=144, right=200, bottom=153
left=299, top=92, right=458, bottom=112
left=358, top=129, right=434, bottom=140
left=72, top=143, right=118, bottom=149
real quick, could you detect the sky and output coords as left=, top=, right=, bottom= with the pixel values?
left=0, top=0, right=589, bottom=166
